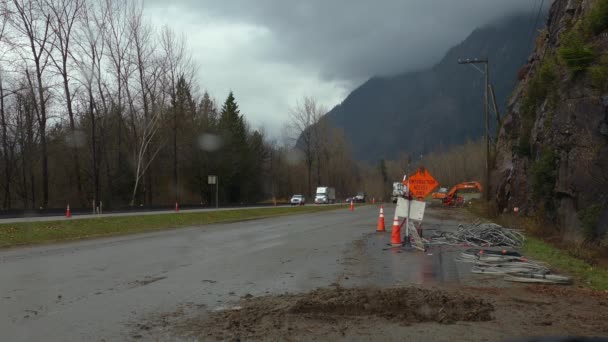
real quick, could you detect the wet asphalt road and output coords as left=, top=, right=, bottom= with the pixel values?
left=0, top=204, right=475, bottom=341
left=0, top=204, right=297, bottom=224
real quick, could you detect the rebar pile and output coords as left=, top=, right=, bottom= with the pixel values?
left=429, top=221, right=525, bottom=248
left=457, top=249, right=572, bottom=285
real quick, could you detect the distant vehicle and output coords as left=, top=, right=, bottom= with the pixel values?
left=391, top=182, right=405, bottom=203
left=315, top=187, right=336, bottom=204
left=354, top=192, right=366, bottom=203
left=290, top=194, right=305, bottom=206
left=345, top=197, right=353, bottom=203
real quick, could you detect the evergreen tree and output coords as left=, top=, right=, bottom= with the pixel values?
left=244, top=130, right=266, bottom=202
left=218, top=92, right=249, bottom=203
left=169, top=76, right=195, bottom=202
left=192, top=91, right=218, bottom=204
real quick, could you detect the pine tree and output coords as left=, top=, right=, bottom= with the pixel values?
left=192, top=91, right=217, bottom=204
left=218, top=92, right=249, bottom=203
left=169, top=76, right=195, bottom=203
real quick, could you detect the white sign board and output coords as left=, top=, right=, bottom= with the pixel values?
left=395, top=197, right=426, bottom=221
left=208, top=175, right=217, bottom=185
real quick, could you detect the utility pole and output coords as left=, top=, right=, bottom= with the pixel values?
left=458, top=58, right=490, bottom=201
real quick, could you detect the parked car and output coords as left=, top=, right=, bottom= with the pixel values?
left=290, top=194, right=305, bottom=206
left=345, top=197, right=353, bottom=203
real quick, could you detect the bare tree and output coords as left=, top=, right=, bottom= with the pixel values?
left=125, top=6, right=169, bottom=206
left=160, top=25, right=194, bottom=203
left=14, top=80, right=37, bottom=209
left=9, top=0, right=55, bottom=208
left=103, top=0, right=133, bottom=178
left=45, top=0, right=85, bottom=205
left=288, top=96, right=325, bottom=196
left=0, top=11, right=13, bottom=208
left=129, top=56, right=167, bottom=206
left=129, top=5, right=155, bottom=204
left=71, top=0, right=110, bottom=207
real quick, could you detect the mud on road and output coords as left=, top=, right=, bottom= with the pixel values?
left=146, top=284, right=608, bottom=342
left=183, top=286, right=493, bottom=340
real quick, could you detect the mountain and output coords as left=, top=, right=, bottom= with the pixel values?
left=493, top=0, right=608, bottom=240
left=324, top=14, right=544, bottom=161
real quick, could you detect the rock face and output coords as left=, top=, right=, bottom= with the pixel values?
left=493, top=0, right=608, bottom=241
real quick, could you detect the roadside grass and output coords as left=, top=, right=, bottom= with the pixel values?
left=523, top=237, right=608, bottom=291
left=0, top=205, right=346, bottom=248
left=467, top=200, right=608, bottom=291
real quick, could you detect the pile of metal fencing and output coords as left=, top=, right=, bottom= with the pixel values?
left=458, top=249, right=572, bottom=285
left=429, top=220, right=525, bottom=248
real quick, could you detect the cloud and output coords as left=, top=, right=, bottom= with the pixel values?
left=144, top=0, right=543, bottom=137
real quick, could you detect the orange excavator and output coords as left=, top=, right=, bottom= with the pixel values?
left=432, top=181, right=483, bottom=206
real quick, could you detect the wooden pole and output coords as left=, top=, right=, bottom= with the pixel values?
left=484, top=62, right=490, bottom=201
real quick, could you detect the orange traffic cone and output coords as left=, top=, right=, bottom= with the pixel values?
left=376, top=205, right=385, bottom=232
left=175, top=202, right=179, bottom=213
left=65, top=204, right=71, bottom=218
left=349, top=200, right=354, bottom=211
left=390, top=211, right=402, bottom=246
left=372, top=197, right=376, bottom=205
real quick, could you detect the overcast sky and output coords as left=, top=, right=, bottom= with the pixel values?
left=145, top=0, right=544, bottom=138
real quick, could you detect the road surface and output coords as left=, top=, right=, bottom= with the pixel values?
left=0, top=204, right=307, bottom=224
left=0, top=204, right=473, bottom=341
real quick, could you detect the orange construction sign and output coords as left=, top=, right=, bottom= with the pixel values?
left=406, top=167, right=439, bottom=199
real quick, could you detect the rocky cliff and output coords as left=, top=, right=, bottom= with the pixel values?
left=493, top=0, right=608, bottom=241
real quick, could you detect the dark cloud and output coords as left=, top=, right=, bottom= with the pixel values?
left=150, top=0, right=544, bottom=83
left=146, top=0, right=548, bottom=136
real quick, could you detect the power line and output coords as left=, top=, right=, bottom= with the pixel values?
left=523, top=0, right=547, bottom=80
left=528, top=0, right=546, bottom=49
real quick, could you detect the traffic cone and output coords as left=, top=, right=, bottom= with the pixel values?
left=349, top=200, right=354, bottom=212
left=65, top=204, right=71, bottom=218
left=376, top=205, right=385, bottom=232
left=390, top=211, right=402, bottom=246
left=372, top=197, right=376, bottom=205
left=175, top=202, right=179, bottom=213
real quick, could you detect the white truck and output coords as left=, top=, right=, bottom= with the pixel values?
left=391, top=182, right=405, bottom=203
left=314, top=187, right=336, bottom=204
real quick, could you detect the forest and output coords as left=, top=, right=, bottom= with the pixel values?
left=0, top=0, right=488, bottom=212
left=0, top=0, right=363, bottom=211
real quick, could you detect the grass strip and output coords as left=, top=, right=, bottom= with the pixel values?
left=523, top=237, right=608, bottom=291
left=0, top=205, right=345, bottom=248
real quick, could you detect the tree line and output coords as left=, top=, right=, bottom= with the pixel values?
left=0, top=0, right=361, bottom=211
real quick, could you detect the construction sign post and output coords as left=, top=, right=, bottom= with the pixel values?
left=392, top=166, right=436, bottom=249
left=407, top=167, right=439, bottom=200
left=208, top=175, right=219, bottom=209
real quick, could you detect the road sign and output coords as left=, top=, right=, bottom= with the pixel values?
left=407, top=167, right=439, bottom=199
left=208, top=175, right=217, bottom=185
left=396, top=197, right=426, bottom=221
